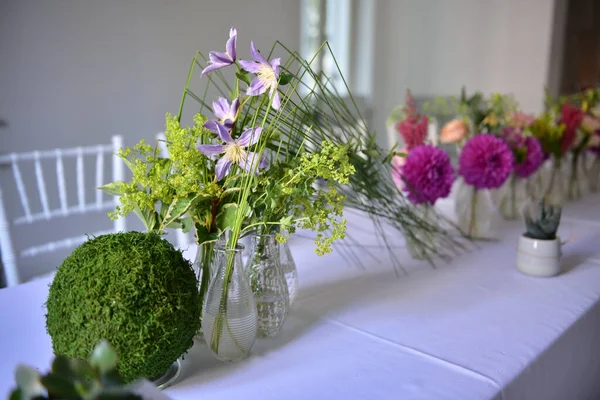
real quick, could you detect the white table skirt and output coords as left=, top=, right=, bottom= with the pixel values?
left=2, top=195, right=600, bottom=399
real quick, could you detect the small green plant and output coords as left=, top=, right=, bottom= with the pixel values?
left=9, top=341, right=142, bottom=400
left=523, top=199, right=562, bottom=240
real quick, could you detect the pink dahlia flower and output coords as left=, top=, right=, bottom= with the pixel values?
left=459, top=134, right=514, bottom=189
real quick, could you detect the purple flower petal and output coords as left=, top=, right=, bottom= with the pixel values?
left=201, top=62, right=229, bottom=76
left=236, top=127, right=262, bottom=147
left=212, top=98, right=230, bottom=121
left=197, top=144, right=226, bottom=157
left=270, top=58, right=281, bottom=75
left=203, top=120, right=234, bottom=143
left=247, top=78, right=269, bottom=96
left=231, top=97, right=240, bottom=116
left=259, top=154, right=269, bottom=169
left=239, top=151, right=264, bottom=175
left=226, top=27, right=237, bottom=60
left=239, top=60, right=262, bottom=74
left=250, top=41, right=269, bottom=65
left=270, top=90, right=281, bottom=110
left=215, top=157, right=233, bottom=180
left=208, top=51, right=232, bottom=64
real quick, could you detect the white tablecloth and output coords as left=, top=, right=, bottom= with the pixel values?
left=2, top=195, right=600, bottom=399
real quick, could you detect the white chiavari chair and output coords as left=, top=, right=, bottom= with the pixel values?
left=0, top=136, right=125, bottom=287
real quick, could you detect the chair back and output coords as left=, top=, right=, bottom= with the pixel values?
left=0, top=136, right=125, bottom=287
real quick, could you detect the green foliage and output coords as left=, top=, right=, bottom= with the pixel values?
left=247, top=141, right=355, bottom=255
left=10, top=341, right=142, bottom=400
left=523, top=199, right=562, bottom=240
left=46, top=232, right=200, bottom=383
left=529, top=113, right=566, bottom=158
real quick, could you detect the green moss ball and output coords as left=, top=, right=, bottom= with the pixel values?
left=46, top=232, right=200, bottom=383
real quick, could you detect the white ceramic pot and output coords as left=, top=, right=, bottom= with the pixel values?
left=516, top=235, right=562, bottom=277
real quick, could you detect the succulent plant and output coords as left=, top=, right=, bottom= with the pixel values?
left=9, top=341, right=142, bottom=400
left=523, top=199, right=562, bottom=240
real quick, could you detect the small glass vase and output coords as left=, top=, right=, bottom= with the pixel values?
left=455, top=178, right=500, bottom=239
left=545, top=158, right=566, bottom=206
left=588, top=157, right=600, bottom=193
left=405, top=204, right=442, bottom=260
left=202, top=245, right=258, bottom=362
left=566, top=151, right=585, bottom=200
left=279, top=240, right=299, bottom=306
left=497, top=173, right=531, bottom=220
left=247, top=234, right=290, bottom=338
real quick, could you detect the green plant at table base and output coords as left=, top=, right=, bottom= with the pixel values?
left=523, top=199, right=562, bottom=240
left=10, top=341, right=142, bottom=400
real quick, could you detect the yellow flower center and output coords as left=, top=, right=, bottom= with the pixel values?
left=258, top=64, right=277, bottom=88
left=224, top=143, right=247, bottom=165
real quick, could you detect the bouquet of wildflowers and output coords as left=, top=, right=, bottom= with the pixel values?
left=426, top=88, right=519, bottom=150
left=101, top=28, right=464, bottom=356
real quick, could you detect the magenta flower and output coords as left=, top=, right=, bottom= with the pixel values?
left=201, top=27, right=237, bottom=75
left=400, top=145, right=454, bottom=205
left=198, top=120, right=266, bottom=180
left=514, top=136, right=544, bottom=178
left=239, top=42, right=281, bottom=110
left=459, top=134, right=514, bottom=189
left=212, top=97, right=239, bottom=129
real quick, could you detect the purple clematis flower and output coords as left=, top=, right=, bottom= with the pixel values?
left=212, top=97, right=239, bottom=128
left=201, top=27, right=237, bottom=75
left=239, top=42, right=281, bottom=110
left=199, top=120, right=267, bottom=180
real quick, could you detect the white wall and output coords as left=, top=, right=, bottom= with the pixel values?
left=371, top=0, right=558, bottom=149
left=0, top=0, right=300, bottom=283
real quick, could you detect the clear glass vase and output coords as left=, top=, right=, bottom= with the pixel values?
left=455, top=179, right=500, bottom=239
left=567, top=152, right=585, bottom=200
left=202, top=245, right=258, bottom=362
left=497, top=173, right=531, bottom=220
left=279, top=240, right=299, bottom=306
left=405, top=204, right=443, bottom=260
left=247, top=234, right=290, bottom=338
left=588, top=157, right=600, bottom=193
left=545, top=158, right=566, bottom=207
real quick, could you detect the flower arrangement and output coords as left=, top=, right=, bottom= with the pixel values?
left=101, top=28, right=462, bottom=359
left=496, top=126, right=544, bottom=219
left=390, top=144, right=455, bottom=259
left=426, top=88, right=519, bottom=148
left=390, top=90, right=429, bottom=151
left=456, top=134, right=514, bottom=238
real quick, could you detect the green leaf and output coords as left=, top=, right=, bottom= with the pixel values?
left=9, top=389, right=22, bottom=400
left=236, top=70, right=251, bottom=86
left=40, top=375, right=80, bottom=399
left=133, top=205, right=157, bottom=232
left=279, top=73, right=293, bottom=86
left=98, top=181, right=127, bottom=196
left=193, top=220, right=218, bottom=244
left=15, top=365, right=45, bottom=398
left=69, top=359, right=94, bottom=378
left=214, top=203, right=238, bottom=232
left=118, top=155, right=135, bottom=173
left=52, top=356, right=75, bottom=380
left=90, top=340, right=118, bottom=374
left=159, top=197, right=194, bottom=231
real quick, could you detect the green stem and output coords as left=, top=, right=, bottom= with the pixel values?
left=510, top=174, right=517, bottom=219
left=198, top=242, right=214, bottom=330
left=468, top=188, right=478, bottom=238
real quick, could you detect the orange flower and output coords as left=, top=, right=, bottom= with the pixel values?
left=581, top=115, right=600, bottom=133
left=440, top=119, right=469, bottom=144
